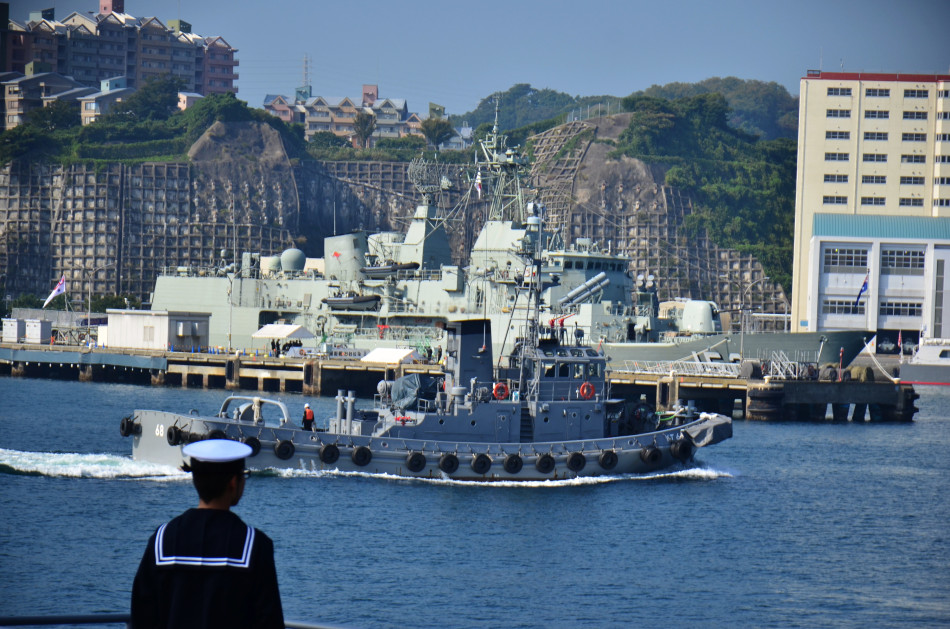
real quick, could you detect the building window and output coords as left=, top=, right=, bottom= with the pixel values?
left=879, top=301, right=922, bottom=317
left=826, top=130, right=851, bottom=140
left=899, top=198, right=924, bottom=207
left=822, top=299, right=865, bottom=315
left=861, top=197, right=886, bottom=206
left=904, top=89, right=929, bottom=98
left=902, top=132, right=926, bottom=141
left=938, top=156, right=950, bottom=163
left=863, top=132, right=888, bottom=141
left=823, top=247, right=867, bottom=271
left=827, top=87, right=852, bottom=96
left=940, top=90, right=950, bottom=98
left=901, top=154, right=926, bottom=163
left=824, top=174, right=848, bottom=183
left=937, top=177, right=950, bottom=185
left=863, top=153, right=887, bottom=163
left=900, top=176, right=925, bottom=185
left=935, top=199, right=950, bottom=207
left=939, top=112, right=950, bottom=120
left=881, top=249, right=924, bottom=275
left=862, top=175, right=886, bottom=184
left=823, top=195, right=848, bottom=205
left=864, top=110, right=889, bottom=119
left=827, top=109, right=851, bottom=118
left=825, top=152, right=849, bottom=161
left=866, top=88, right=890, bottom=98
left=938, top=134, right=950, bottom=142
left=903, top=111, right=928, bottom=120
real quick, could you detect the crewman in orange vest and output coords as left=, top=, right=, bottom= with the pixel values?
left=302, top=403, right=314, bottom=431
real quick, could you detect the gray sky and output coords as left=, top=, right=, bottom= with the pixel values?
left=10, top=0, right=949, bottom=116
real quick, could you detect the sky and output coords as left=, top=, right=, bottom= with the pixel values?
left=9, top=0, right=950, bottom=117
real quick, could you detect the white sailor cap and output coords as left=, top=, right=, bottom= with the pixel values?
left=182, top=439, right=252, bottom=463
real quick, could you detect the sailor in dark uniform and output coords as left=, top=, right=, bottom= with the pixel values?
left=131, top=440, right=284, bottom=629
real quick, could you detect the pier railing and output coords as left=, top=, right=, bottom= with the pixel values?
left=617, top=360, right=742, bottom=378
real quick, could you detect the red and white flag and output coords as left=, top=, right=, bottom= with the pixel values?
left=43, top=275, right=66, bottom=308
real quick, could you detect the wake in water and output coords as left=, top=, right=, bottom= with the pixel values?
left=270, top=465, right=733, bottom=487
left=0, top=447, right=186, bottom=480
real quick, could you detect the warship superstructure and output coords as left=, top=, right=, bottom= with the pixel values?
left=150, top=114, right=866, bottom=367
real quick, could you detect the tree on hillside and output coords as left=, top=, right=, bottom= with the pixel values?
left=25, top=100, right=81, bottom=131
left=309, top=130, right=350, bottom=149
left=420, top=118, right=455, bottom=149
left=109, top=74, right=185, bottom=121
left=352, top=110, right=376, bottom=148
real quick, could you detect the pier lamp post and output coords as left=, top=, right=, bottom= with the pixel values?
left=84, top=262, right=115, bottom=339
left=720, top=274, right=770, bottom=359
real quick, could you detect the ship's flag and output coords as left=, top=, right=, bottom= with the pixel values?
left=475, top=169, right=482, bottom=199
left=43, top=275, right=66, bottom=308
left=854, top=272, right=869, bottom=310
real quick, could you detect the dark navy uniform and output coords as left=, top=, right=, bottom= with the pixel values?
left=131, top=508, right=283, bottom=629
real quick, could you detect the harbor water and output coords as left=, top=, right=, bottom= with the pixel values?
left=1, top=377, right=948, bottom=628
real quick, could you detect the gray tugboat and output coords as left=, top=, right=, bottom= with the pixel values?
left=124, top=212, right=732, bottom=481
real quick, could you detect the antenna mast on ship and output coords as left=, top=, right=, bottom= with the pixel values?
left=478, top=99, right=529, bottom=223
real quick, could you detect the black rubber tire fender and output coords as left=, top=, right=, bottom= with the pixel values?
left=406, top=451, right=426, bottom=473
left=438, top=453, right=459, bottom=474
left=242, top=436, right=261, bottom=457
left=598, top=450, right=618, bottom=470
left=274, top=439, right=295, bottom=460
left=503, top=454, right=523, bottom=474
left=471, top=453, right=492, bottom=475
left=319, top=443, right=340, bottom=464
left=640, top=445, right=662, bottom=464
left=566, top=452, right=587, bottom=472
left=535, top=453, right=555, bottom=474
left=351, top=445, right=372, bottom=467
left=166, top=425, right=182, bottom=446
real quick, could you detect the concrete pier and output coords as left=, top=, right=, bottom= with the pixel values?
left=0, top=342, right=920, bottom=421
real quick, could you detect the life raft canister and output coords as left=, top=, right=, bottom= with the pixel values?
left=493, top=382, right=509, bottom=400
left=579, top=381, right=595, bottom=400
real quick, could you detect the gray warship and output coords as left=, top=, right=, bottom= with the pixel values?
left=123, top=216, right=733, bottom=481
left=150, top=114, right=866, bottom=367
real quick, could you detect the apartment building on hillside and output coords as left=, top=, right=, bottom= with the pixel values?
left=791, top=70, right=950, bottom=351
left=264, top=84, right=424, bottom=145
left=3, top=0, right=237, bottom=117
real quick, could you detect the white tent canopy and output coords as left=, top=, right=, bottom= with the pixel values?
left=360, top=347, right=421, bottom=364
left=251, top=323, right=315, bottom=340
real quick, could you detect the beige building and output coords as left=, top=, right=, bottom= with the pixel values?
left=792, top=70, right=950, bottom=351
